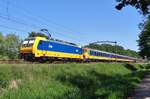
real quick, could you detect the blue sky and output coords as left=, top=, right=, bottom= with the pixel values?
left=0, top=0, right=143, bottom=51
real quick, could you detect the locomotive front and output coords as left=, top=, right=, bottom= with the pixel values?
left=20, top=37, right=35, bottom=61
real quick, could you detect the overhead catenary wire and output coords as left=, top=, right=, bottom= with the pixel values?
left=0, top=13, right=72, bottom=38
left=9, top=1, right=82, bottom=35
left=0, top=15, right=40, bottom=29
left=0, top=14, right=84, bottom=45
left=0, top=24, right=29, bottom=33
left=0, top=0, right=86, bottom=43
left=6, top=0, right=9, bottom=18
left=0, top=7, right=84, bottom=44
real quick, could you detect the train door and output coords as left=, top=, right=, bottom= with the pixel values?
left=83, top=48, right=89, bottom=61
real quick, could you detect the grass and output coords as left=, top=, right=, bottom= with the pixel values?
left=0, top=63, right=149, bottom=99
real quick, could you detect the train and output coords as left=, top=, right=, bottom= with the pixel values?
left=20, top=36, right=137, bottom=63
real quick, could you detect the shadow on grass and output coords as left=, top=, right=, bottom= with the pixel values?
left=55, top=69, right=149, bottom=99
left=124, top=64, right=137, bottom=71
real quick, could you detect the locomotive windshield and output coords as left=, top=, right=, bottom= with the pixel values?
left=22, top=38, right=35, bottom=47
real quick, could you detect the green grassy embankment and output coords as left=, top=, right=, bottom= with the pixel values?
left=0, top=63, right=149, bottom=99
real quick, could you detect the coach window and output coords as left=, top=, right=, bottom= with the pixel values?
left=107, top=54, right=109, bottom=57
left=90, top=51, right=92, bottom=55
left=103, top=53, right=105, bottom=56
left=92, top=51, right=94, bottom=55
left=103, top=53, right=105, bottom=57
left=114, top=55, right=116, bottom=58
left=91, top=51, right=93, bottom=55
left=106, top=54, right=108, bottom=57
left=94, top=52, right=96, bottom=56
left=102, top=53, right=104, bottom=57
left=100, top=53, right=102, bottom=56
left=104, top=53, right=106, bottom=57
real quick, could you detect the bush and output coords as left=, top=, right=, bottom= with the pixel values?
left=145, top=64, right=150, bottom=69
left=0, top=63, right=149, bottom=99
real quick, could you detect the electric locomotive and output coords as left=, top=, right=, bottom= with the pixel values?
left=20, top=37, right=84, bottom=62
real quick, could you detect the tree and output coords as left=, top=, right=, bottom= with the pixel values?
left=116, top=0, right=150, bottom=15
left=4, top=34, right=20, bottom=59
left=84, top=43, right=139, bottom=57
left=0, top=33, right=20, bottom=59
left=0, top=33, right=4, bottom=56
left=138, top=17, right=150, bottom=59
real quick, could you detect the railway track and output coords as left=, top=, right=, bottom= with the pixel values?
left=0, top=59, right=138, bottom=64
left=0, top=60, right=31, bottom=64
left=0, top=60, right=84, bottom=64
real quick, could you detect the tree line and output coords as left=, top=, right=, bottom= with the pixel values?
left=0, top=32, right=140, bottom=60
left=84, top=43, right=139, bottom=58
left=0, top=33, right=20, bottom=60
left=115, top=0, right=150, bottom=59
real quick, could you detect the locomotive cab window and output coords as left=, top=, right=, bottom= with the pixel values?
left=23, top=41, right=28, bottom=44
left=28, top=40, right=35, bottom=47
left=22, top=38, right=35, bottom=47
left=22, top=40, right=28, bottom=47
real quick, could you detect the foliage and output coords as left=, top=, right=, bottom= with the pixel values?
left=145, top=63, right=150, bottom=69
left=0, top=63, right=149, bottom=99
left=0, top=33, right=20, bottom=59
left=0, top=33, right=4, bottom=55
left=138, top=17, right=150, bottom=59
left=115, top=0, right=150, bottom=58
left=116, top=0, right=150, bottom=15
left=84, top=43, right=139, bottom=57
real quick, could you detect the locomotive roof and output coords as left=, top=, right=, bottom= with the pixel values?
left=45, top=38, right=81, bottom=48
left=25, top=37, right=81, bottom=48
left=24, top=37, right=35, bottom=40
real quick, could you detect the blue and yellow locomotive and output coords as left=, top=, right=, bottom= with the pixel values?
left=20, top=37, right=84, bottom=62
left=20, top=37, right=136, bottom=62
